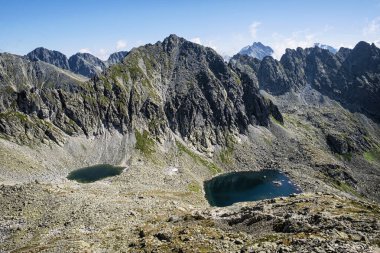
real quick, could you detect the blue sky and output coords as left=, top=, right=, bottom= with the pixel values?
left=1, top=0, right=379, bottom=59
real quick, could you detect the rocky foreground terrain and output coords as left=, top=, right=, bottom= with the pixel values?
left=0, top=178, right=379, bottom=252
left=0, top=35, right=380, bottom=252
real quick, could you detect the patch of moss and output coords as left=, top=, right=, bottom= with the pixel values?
left=128, top=60, right=144, bottom=81
left=148, top=118, right=165, bottom=132
left=232, top=73, right=241, bottom=85
left=98, top=95, right=110, bottom=107
left=363, top=147, right=380, bottom=165
left=1, top=86, right=15, bottom=94
left=108, top=64, right=130, bottom=84
left=336, top=153, right=353, bottom=162
left=372, top=238, right=380, bottom=247
left=219, top=134, right=235, bottom=164
left=254, top=233, right=283, bottom=244
left=219, top=148, right=233, bottom=164
left=102, top=78, right=113, bottom=91
left=263, top=136, right=272, bottom=146
left=0, top=111, right=29, bottom=122
left=270, top=115, right=284, bottom=126
left=176, top=141, right=221, bottom=175
left=82, top=94, right=97, bottom=105
left=135, top=130, right=155, bottom=156
left=283, top=114, right=314, bottom=131
left=142, top=55, right=155, bottom=79
left=188, top=181, right=201, bottom=193
left=332, top=181, right=361, bottom=198
left=141, top=78, right=160, bottom=101
left=115, top=99, right=128, bottom=114
left=79, top=81, right=95, bottom=92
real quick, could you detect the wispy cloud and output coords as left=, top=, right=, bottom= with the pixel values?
left=98, top=48, right=109, bottom=60
left=199, top=22, right=263, bottom=57
left=79, top=48, right=92, bottom=54
left=363, top=17, right=380, bottom=36
left=271, top=30, right=316, bottom=59
left=323, top=24, right=334, bottom=32
left=190, top=37, right=217, bottom=50
left=78, top=48, right=109, bottom=60
left=116, top=40, right=127, bottom=50
left=249, top=21, right=261, bottom=39
left=190, top=37, right=202, bottom=44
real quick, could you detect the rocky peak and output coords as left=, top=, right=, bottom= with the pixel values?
left=336, top=47, right=352, bottom=62
left=342, top=41, right=380, bottom=74
left=26, top=47, right=70, bottom=70
left=238, top=42, right=274, bottom=60
left=258, top=56, right=290, bottom=95
left=106, top=51, right=128, bottom=66
left=68, top=53, right=106, bottom=78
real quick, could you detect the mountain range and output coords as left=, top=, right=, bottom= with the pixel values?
left=1, top=35, right=380, bottom=252
left=26, top=47, right=129, bottom=78
left=231, top=41, right=380, bottom=121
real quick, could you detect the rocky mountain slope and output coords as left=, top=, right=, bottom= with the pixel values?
left=238, top=42, right=274, bottom=60
left=0, top=34, right=282, bottom=151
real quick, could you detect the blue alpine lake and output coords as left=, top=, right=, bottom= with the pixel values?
left=204, top=170, right=301, bottom=207
left=67, top=164, right=124, bottom=183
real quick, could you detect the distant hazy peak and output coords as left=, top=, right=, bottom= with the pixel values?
left=314, top=43, right=337, bottom=54
left=238, top=42, right=274, bottom=60
left=107, top=51, right=129, bottom=66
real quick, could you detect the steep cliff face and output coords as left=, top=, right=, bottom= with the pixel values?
left=0, top=35, right=282, bottom=150
left=106, top=51, right=128, bottom=66
left=231, top=41, right=380, bottom=121
left=68, top=53, right=106, bottom=78
left=26, top=47, right=70, bottom=70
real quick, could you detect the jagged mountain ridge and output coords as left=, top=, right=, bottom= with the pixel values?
left=231, top=41, right=380, bottom=121
left=26, top=47, right=129, bottom=78
left=0, top=35, right=282, bottom=150
left=26, top=47, right=70, bottom=70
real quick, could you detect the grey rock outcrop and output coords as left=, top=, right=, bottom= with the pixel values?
left=326, top=132, right=350, bottom=154
left=26, top=47, right=70, bottom=70
left=68, top=53, right=106, bottom=78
